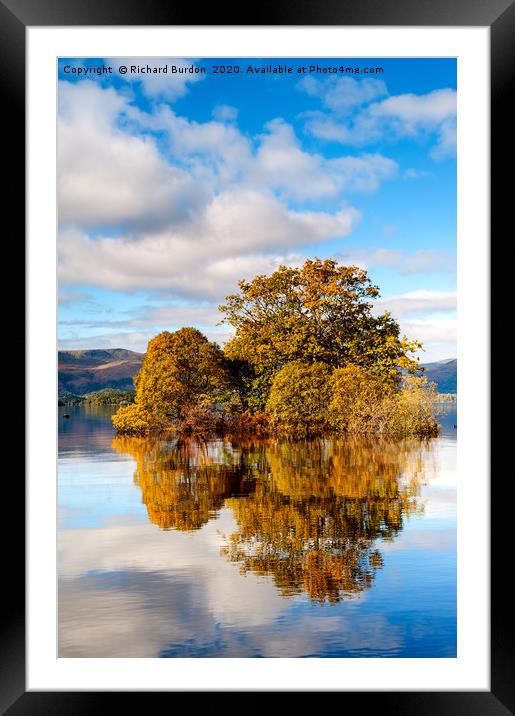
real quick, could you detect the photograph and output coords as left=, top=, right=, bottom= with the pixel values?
left=57, top=56, right=458, bottom=659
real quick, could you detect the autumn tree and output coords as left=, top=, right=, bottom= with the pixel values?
left=328, top=367, right=439, bottom=437
left=134, top=328, right=231, bottom=417
left=266, top=361, right=332, bottom=437
left=219, top=258, right=421, bottom=409
left=112, top=327, right=233, bottom=434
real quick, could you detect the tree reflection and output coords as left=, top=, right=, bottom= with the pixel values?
left=112, top=436, right=259, bottom=530
left=223, top=439, right=429, bottom=603
left=113, top=435, right=433, bottom=602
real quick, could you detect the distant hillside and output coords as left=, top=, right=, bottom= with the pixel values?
left=58, top=348, right=143, bottom=394
left=58, top=348, right=457, bottom=395
left=419, top=358, right=457, bottom=394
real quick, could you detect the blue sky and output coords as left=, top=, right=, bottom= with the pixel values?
left=58, top=57, right=456, bottom=361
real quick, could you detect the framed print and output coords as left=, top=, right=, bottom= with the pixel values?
left=5, top=0, right=510, bottom=711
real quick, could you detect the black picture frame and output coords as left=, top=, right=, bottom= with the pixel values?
left=6, top=0, right=509, bottom=711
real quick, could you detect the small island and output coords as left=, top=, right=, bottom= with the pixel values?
left=112, top=258, right=439, bottom=438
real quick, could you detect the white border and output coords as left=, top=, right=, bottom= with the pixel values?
left=27, top=26, right=489, bottom=691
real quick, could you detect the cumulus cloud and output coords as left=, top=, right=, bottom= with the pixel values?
left=107, top=57, right=205, bottom=100
left=430, top=117, right=457, bottom=160
left=58, top=189, right=360, bottom=298
left=299, top=75, right=388, bottom=114
left=58, top=81, right=205, bottom=231
left=127, top=109, right=397, bottom=200
left=250, top=119, right=398, bottom=200
left=299, top=78, right=457, bottom=159
left=58, top=80, right=397, bottom=242
left=58, top=83, right=366, bottom=303
left=370, top=88, right=456, bottom=128
left=404, top=168, right=432, bottom=179
left=154, top=106, right=253, bottom=183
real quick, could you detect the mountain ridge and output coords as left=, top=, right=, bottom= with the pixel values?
left=58, top=348, right=143, bottom=393
left=58, top=348, right=457, bottom=395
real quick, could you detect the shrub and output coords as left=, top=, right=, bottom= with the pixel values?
left=329, top=367, right=438, bottom=437
left=224, top=410, right=270, bottom=437
left=266, top=361, right=332, bottom=437
left=328, top=365, right=387, bottom=434
left=111, top=403, right=171, bottom=436
left=178, top=400, right=225, bottom=436
left=381, top=376, right=439, bottom=437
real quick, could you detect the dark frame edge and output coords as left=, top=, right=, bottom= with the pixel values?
left=491, top=1, right=515, bottom=714
left=0, top=0, right=26, bottom=714
left=6, top=0, right=512, bottom=711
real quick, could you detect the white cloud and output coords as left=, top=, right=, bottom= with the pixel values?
left=299, top=76, right=388, bottom=114
left=212, top=104, right=239, bottom=122
left=131, top=104, right=253, bottom=185
left=399, top=250, right=454, bottom=275
left=58, top=81, right=204, bottom=230
left=370, top=88, right=456, bottom=128
left=58, top=331, right=151, bottom=352
left=58, top=81, right=396, bottom=244
left=300, top=81, right=457, bottom=159
left=128, top=110, right=397, bottom=200
left=430, top=117, right=457, bottom=160
left=58, top=83, right=366, bottom=304
left=251, top=119, right=398, bottom=200
left=107, top=57, right=205, bottom=100
left=328, top=153, right=398, bottom=193
left=58, top=189, right=360, bottom=298
left=337, top=247, right=453, bottom=275
left=401, top=317, right=456, bottom=362
left=371, top=88, right=457, bottom=158
left=375, top=291, right=456, bottom=318
left=302, top=111, right=377, bottom=146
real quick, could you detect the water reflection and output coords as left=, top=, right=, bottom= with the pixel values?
left=114, top=436, right=433, bottom=603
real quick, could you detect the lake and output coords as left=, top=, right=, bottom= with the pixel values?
left=58, top=404, right=457, bottom=658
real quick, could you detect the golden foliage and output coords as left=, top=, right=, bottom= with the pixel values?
left=111, top=403, right=171, bottom=436
left=112, top=327, right=232, bottom=435
left=111, top=263, right=436, bottom=438
left=266, top=361, right=332, bottom=437
left=220, top=258, right=421, bottom=408
left=134, top=327, right=231, bottom=417
left=329, top=367, right=439, bottom=437
left=264, top=362, right=438, bottom=438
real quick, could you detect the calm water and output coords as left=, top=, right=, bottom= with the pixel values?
left=58, top=404, right=457, bottom=658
